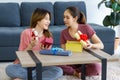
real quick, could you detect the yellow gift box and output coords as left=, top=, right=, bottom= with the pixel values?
left=65, top=41, right=83, bottom=52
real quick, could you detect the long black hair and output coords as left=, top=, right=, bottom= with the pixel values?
left=66, top=6, right=86, bottom=24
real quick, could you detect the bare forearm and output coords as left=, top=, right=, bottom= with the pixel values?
left=61, top=44, right=65, bottom=50
left=91, top=43, right=104, bottom=49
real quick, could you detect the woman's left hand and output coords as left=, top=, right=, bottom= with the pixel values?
left=83, top=42, right=93, bottom=49
left=40, top=44, right=50, bottom=49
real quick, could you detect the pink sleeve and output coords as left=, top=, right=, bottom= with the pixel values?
left=47, top=37, right=53, bottom=49
left=18, top=29, right=31, bottom=51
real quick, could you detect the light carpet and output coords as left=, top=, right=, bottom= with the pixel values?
left=0, top=61, right=120, bottom=80
left=1, top=46, right=120, bottom=80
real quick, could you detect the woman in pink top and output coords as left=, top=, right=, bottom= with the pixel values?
left=60, top=6, right=104, bottom=78
left=6, top=8, right=63, bottom=80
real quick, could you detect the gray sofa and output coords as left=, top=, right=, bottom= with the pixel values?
left=0, top=1, right=115, bottom=61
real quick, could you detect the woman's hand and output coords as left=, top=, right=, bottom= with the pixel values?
left=30, top=37, right=37, bottom=47
left=83, top=41, right=93, bottom=49
left=40, top=44, right=50, bottom=49
left=26, top=37, right=37, bottom=50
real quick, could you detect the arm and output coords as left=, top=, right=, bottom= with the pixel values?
left=14, top=29, right=37, bottom=64
left=61, top=44, right=66, bottom=50
left=85, top=34, right=104, bottom=49
left=82, top=24, right=104, bottom=49
left=25, top=37, right=36, bottom=50
left=13, top=38, right=36, bottom=64
left=60, top=29, right=67, bottom=50
left=90, top=34, right=104, bottom=49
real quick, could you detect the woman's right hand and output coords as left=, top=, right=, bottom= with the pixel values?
left=30, top=37, right=37, bottom=46
left=28, top=37, right=37, bottom=49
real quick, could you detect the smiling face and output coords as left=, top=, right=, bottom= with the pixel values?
left=37, top=13, right=50, bottom=30
left=30, top=8, right=51, bottom=29
left=64, top=10, right=77, bottom=27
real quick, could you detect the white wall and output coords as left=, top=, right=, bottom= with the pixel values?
left=84, top=0, right=111, bottom=25
left=0, top=0, right=111, bottom=25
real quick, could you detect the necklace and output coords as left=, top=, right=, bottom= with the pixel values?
left=38, top=30, right=43, bottom=37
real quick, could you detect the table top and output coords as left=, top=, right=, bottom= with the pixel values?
left=16, top=49, right=119, bottom=67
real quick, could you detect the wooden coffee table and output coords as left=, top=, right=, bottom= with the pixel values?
left=16, top=49, right=118, bottom=80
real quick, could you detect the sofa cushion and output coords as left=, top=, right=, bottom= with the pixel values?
left=49, top=25, right=66, bottom=47
left=21, top=2, right=54, bottom=26
left=0, top=3, right=20, bottom=27
left=89, top=23, right=115, bottom=43
left=54, top=1, right=87, bottom=25
left=0, top=47, right=17, bottom=61
left=0, top=27, right=26, bottom=46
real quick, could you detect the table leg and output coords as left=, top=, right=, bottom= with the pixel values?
left=27, top=65, right=42, bottom=80
left=81, top=64, right=86, bottom=80
left=101, top=58, right=107, bottom=80
left=36, top=63, right=42, bottom=80
left=27, top=50, right=42, bottom=80
left=27, top=67, right=33, bottom=80
left=85, top=49, right=107, bottom=80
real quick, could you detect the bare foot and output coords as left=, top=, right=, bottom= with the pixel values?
left=73, top=71, right=81, bottom=78
left=14, top=78, right=23, bottom=80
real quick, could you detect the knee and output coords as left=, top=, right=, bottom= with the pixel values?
left=5, top=64, right=27, bottom=79
left=56, top=67, right=63, bottom=76
left=86, top=63, right=101, bottom=76
left=59, top=65, right=75, bottom=75
left=52, top=66, right=63, bottom=77
left=5, top=64, right=15, bottom=77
